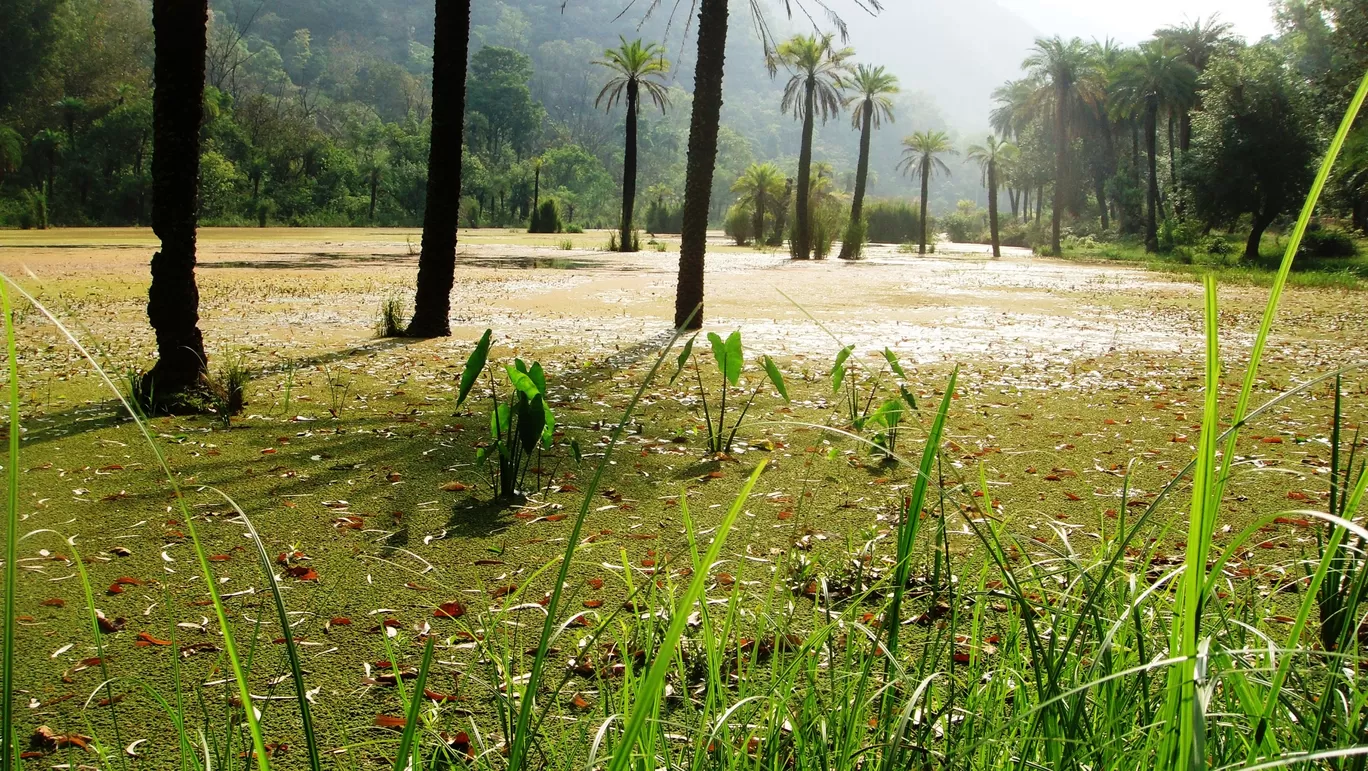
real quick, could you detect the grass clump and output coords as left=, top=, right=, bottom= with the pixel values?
left=375, top=295, right=406, bottom=338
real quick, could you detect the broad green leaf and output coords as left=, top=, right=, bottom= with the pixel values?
left=669, top=333, right=697, bottom=386
left=831, top=345, right=854, bottom=394
left=707, top=332, right=741, bottom=386
left=870, top=398, right=904, bottom=429
left=491, top=402, right=511, bottom=440
left=514, top=358, right=529, bottom=376
left=506, top=365, right=540, bottom=400
left=456, top=329, right=492, bottom=408
left=540, top=399, right=556, bottom=448
left=761, top=356, right=789, bottom=402
left=724, top=331, right=742, bottom=385
left=569, top=438, right=582, bottom=465
left=883, top=348, right=908, bottom=379
left=900, top=385, right=919, bottom=412
left=519, top=394, right=546, bottom=453
left=528, top=362, right=547, bottom=395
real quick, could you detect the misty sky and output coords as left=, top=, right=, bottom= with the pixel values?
left=996, top=0, right=1279, bottom=44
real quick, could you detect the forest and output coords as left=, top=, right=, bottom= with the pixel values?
left=4, top=0, right=1365, bottom=264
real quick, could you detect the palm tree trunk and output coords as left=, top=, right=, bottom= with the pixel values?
left=1035, top=185, right=1042, bottom=223
left=1093, top=170, right=1109, bottom=231
left=143, top=0, right=209, bottom=403
left=619, top=79, right=638, bottom=252
left=407, top=0, right=470, bottom=337
left=988, top=161, right=1000, bottom=259
left=838, top=106, right=873, bottom=260
left=793, top=79, right=816, bottom=260
left=673, top=0, right=727, bottom=330
left=1166, top=109, right=1178, bottom=210
left=1021, top=187, right=1029, bottom=223
left=752, top=194, right=764, bottom=246
left=918, top=161, right=930, bottom=255
left=1144, top=102, right=1159, bottom=253
left=1050, top=85, right=1066, bottom=256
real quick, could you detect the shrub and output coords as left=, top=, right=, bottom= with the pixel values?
left=864, top=200, right=922, bottom=244
left=669, top=330, right=788, bottom=454
left=1299, top=225, right=1357, bottom=258
left=840, top=216, right=868, bottom=259
left=563, top=223, right=583, bottom=234
left=810, top=201, right=845, bottom=259
left=528, top=199, right=562, bottom=234
left=724, top=203, right=752, bottom=245
left=940, top=201, right=986, bottom=243
left=644, top=198, right=683, bottom=234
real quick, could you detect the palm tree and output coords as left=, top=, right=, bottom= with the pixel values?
left=1022, top=36, right=1099, bottom=255
left=142, top=0, right=210, bottom=405
left=55, top=97, right=86, bottom=147
left=775, top=33, right=852, bottom=260
left=595, top=38, right=670, bottom=253
left=407, top=0, right=471, bottom=337
left=1112, top=41, right=1197, bottom=252
left=1156, top=16, right=1233, bottom=153
left=731, top=162, right=786, bottom=246
left=838, top=64, right=898, bottom=260
left=966, top=136, right=1018, bottom=258
left=673, top=0, right=729, bottom=330
left=897, top=130, right=956, bottom=255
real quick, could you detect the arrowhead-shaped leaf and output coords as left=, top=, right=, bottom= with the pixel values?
left=761, top=356, right=789, bottom=402
left=456, top=329, right=493, bottom=408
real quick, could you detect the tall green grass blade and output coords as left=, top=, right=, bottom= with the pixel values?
left=208, top=488, right=322, bottom=771
left=607, top=461, right=767, bottom=771
left=0, top=279, right=17, bottom=771
left=394, top=635, right=435, bottom=771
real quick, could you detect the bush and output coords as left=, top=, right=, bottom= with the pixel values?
left=724, top=203, right=752, bottom=246
left=563, top=224, right=583, bottom=234
left=940, top=201, right=986, bottom=243
left=1299, top=225, right=1357, bottom=258
left=529, top=199, right=562, bottom=234
left=644, top=199, right=683, bottom=234
left=864, top=200, right=922, bottom=244
left=809, top=201, right=846, bottom=259
left=840, top=216, right=867, bottom=259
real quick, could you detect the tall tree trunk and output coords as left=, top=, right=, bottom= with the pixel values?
left=673, top=0, right=727, bottom=330
left=1022, top=187, right=1029, bottom=223
left=987, top=160, right=1000, bottom=259
left=619, top=79, right=638, bottom=251
left=368, top=170, right=378, bottom=220
left=1093, top=169, right=1109, bottom=231
left=793, top=78, right=815, bottom=260
left=1050, top=84, right=1067, bottom=256
left=1035, top=185, right=1042, bottom=223
left=533, top=164, right=540, bottom=211
left=838, top=106, right=873, bottom=260
left=407, top=0, right=470, bottom=338
left=918, top=160, right=930, bottom=255
left=1245, top=208, right=1271, bottom=261
left=1167, top=109, right=1179, bottom=213
left=142, top=0, right=209, bottom=402
left=1144, top=102, right=1159, bottom=253
left=752, top=193, right=764, bottom=246
left=1008, top=188, right=1019, bottom=219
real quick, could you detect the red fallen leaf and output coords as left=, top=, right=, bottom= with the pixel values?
left=208, top=554, right=232, bottom=562
left=115, top=576, right=144, bottom=586
left=1064, top=492, right=1082, bottom=502
left=41, top=598, right=64, bottom=608
left=490, top=585, right=518, bottom=600
left=557, top=483, right=581, bottom=493
left=107, top=583, right=124, bottom=595
left=1104, top=509, right=1118, bottom=519
left=1267, top=614, right=1295, bottom=623
left=1043, top=474, right=1061, bottom=482
left=777, top=511, right=793, bottom=520
left=567, top=613, right=591, bottom=627
left=542, top=513, right=567, bottom=522
left=587, top=577, right=604, bottom=590
left=706, top=471, right=724, bottom=479
left=405, top=582, right=431, bottom=591
left=374, top=714, right=408, bottom=727
left=285, top=566, right=319, bottom=581
left=333, top=516, right=364, bottom=530
left=1262, top=436, right=1284, bottom=444
left=1274, top=516, right=1312, bottom=528
left=260, top=448, right=277, bottom=454
left=434, top=602, right=466, bottom=619
left=1287, top=491, right=1309, bottom=501
left=716, top=573, right=735, bottom=586
left=96, top=694, right=125, bottom=707
left=423, top=688, right=460, bottom=702
left=136, top=631, right=173, bottom=646
left=96, top=612, right=125, bottom=633
left=583, top=599, right=604, bottom=608
left=641, top=559, right=656, bottom=568
left=329, top=616, right=352, bottom=626
left=1257, top=540, right=1277, bottom=549
left=571, top=693, right=592, bottom=710
left=441, top=482, right=470, bottom=492
left=19, top=752, right=44, bottom=759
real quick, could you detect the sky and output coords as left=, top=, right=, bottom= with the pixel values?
left=995, top=0, right=1280, bottom=44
